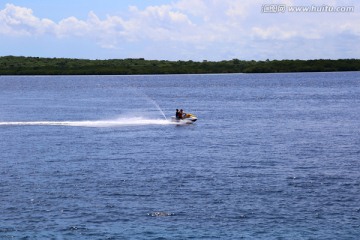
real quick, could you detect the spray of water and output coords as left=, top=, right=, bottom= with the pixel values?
left=0, top=117, right=181, bottom=128
left=146, top=97, right=167, bottom=120
left=0, top=91, right=177, bottom=128
left=132, top=89, right=168, bottom=120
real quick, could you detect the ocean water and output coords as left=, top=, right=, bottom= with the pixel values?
left=0, top=72, right=359, bottom=239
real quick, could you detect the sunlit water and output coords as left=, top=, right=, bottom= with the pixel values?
left=0, top=73, right=359, bottom=239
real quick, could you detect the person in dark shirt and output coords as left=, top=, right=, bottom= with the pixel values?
left=179, top=109, right=184, bottom=119
left=175, top=109, right=180, bottom=119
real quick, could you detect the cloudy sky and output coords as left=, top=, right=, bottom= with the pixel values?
left=0, top=0, right=359, bottom=60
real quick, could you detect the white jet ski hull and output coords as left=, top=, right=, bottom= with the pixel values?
left=171, top=113, right=197, bottom=124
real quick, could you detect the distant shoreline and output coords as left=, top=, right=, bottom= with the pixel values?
left=1, top=56, right=359, bottom=75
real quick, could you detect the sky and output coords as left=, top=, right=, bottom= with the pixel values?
left=0, top=0, right=359, bottom=60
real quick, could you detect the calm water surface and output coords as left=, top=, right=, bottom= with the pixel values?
left=0, top=73, right=359, bottom=239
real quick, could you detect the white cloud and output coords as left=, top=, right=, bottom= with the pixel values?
left=0, top=4, right=55, bottom=36
left=252, top=27, right=297, bottom=40
left=174, top=0, right=208, bottom=17
left=126, top=4, right=195, bottom=42
left=56, top=17, right=88, bottom=37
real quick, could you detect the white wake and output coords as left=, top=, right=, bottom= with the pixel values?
left=0, top=117, right=178, bottom=128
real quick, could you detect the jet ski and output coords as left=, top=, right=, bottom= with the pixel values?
left=171, top=113, right=197, bottom=124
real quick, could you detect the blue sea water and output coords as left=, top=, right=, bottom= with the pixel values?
left=0, top=72, right=359, bottom=239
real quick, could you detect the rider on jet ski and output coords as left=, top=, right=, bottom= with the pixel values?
left=176, top=109, right=185, bottom=119
left=173, top=109, right=197, bottom=123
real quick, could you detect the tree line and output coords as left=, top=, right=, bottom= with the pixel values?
left=0, top=56, right=359, bottom=75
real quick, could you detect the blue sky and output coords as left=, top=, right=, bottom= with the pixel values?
left=1, top=0, right=359, bottom=60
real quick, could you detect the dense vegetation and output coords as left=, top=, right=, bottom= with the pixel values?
left=0, top=56, right=359, bottom=75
